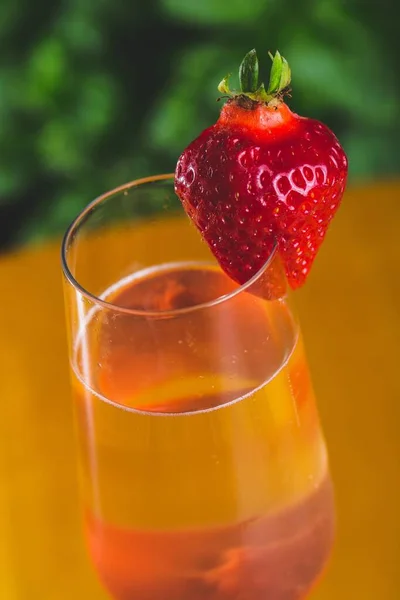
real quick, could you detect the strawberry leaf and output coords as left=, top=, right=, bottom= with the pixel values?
left=279, top=56, right=291, bottom=91
left=266, top=50, right=291, bottom=96
left=218, top=73, right=232, bottom=94
left=247, top=83, right=269, bottom=102
left=239, top=49, right=259, bottom=93
left=267, top=50, right=283, bottom=95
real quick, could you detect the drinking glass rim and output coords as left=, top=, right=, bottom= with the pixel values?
left=61, top=173, right=278, bottom=317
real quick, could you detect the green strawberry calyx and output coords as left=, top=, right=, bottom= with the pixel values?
left=218, top=49, right=292, bottom=107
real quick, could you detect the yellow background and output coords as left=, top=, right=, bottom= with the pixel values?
left=1, top=182, right=399, bottom=598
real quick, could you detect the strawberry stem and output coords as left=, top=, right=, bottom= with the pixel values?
left=218, top=49, right=292, bottom=106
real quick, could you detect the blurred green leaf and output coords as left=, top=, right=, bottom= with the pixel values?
left=17, top=189, right=89, bottom=245
left=0, top=168, right=25, bottom=198
left=161, top=0, right=270, bottom=24
left=286, top=32, right=398, bottom=125
left=38, top=119, right=86, bottom=174
left=146, top=44, right=236, bottom=157
left=23, top=37, right=69, bottom=111
left=74, top=73, right=117, bottom=134
left=0, top=4, right=20, bottom=37
left=58, top=9, right=102, bottom=53
left=30, top=38, right=67, bottom=93
left=343, top=129, right=400, bottom=178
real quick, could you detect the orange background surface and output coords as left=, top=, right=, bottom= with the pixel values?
left=1, top=181, right=399, bottom=599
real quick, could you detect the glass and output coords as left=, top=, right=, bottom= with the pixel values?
left=62, top=174, right=335, bottom=600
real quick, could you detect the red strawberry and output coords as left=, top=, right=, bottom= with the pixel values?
left=175, top=49, right=348, bottom=290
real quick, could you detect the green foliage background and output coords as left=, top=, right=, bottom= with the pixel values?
left=0, top=0, right=398, bottom=248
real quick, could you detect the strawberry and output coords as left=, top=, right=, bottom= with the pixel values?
left=175, top=49, right=348, bottom=290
